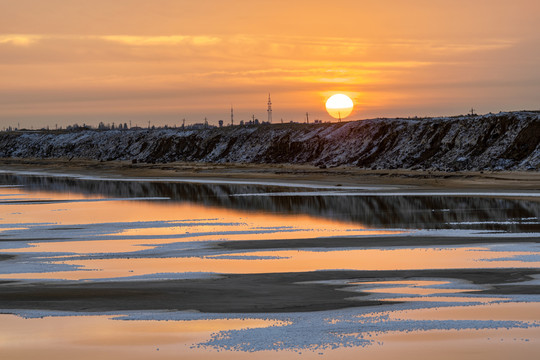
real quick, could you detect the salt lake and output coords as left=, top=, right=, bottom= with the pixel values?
left=0, top=171, right=538, bottom=359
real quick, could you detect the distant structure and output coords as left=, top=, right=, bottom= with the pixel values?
left=250, top=114, right=259, bottom=125
left=267, top=94, right=272, bottom=123
left=231, top=106, right=234, bottom=126
left=305, top=112, right=309, bottom=124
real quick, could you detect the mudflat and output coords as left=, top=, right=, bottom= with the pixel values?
left=0, top=269, right=538, bottom=313
left=216, top=235, right=540, bottom=251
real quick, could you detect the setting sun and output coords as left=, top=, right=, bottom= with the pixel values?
left=325, top=94, right=354, bottom=120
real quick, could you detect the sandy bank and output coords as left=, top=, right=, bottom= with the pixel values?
left=1, top=158, right=539, bottom=191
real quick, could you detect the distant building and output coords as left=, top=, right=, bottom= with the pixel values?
left=188, top=123, right=207, bottom=130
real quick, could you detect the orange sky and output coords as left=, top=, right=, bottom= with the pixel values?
left=1, top=0, right=539, bottom=128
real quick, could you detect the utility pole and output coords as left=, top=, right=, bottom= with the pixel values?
left=231, top=106, right=234, bottom=126
left=306, top=112, right=309, bottom=124
left=338, top=111, right=341, bottom=122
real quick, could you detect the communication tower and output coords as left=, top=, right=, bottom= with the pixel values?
left=267, top=94, right=272, bottom=123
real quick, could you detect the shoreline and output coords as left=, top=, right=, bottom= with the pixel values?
left=1, top=158, right=540, bottom=191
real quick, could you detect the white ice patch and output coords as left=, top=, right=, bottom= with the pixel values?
left=0, top=219, right=248, bottom=241
left=203, top=254, right=290, bottom=260
left=403, top=229, right=540, bottom=238
left=447, top=220, right=539, bottom=225
left=5, top=298, right=539, bottom=353
left=0, top=196, right=170, bottom=204
left=83, top=272, right=220, bottom=282
left=231, top=191, right=540, bottom=198
left=482, top=254, right=540, bottom=263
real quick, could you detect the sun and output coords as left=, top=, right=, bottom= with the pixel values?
left=325, top=94, right=354, bottom=120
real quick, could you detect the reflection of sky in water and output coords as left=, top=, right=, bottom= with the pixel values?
left=0, top=175, right=539, bottom=357
left=0, top=186, right=538, bottom=280
left=5, top=247, right=537, bottom=281
left=3, top=301, right=538, bottom=358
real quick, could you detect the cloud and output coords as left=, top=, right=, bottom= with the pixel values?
left=0, top=31, right=534, bottom=127
left=99, top=35, right=221, bottom=46
left=0, top=34, right=44, bottom=46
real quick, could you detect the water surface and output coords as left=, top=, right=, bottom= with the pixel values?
left=0, top=172, right=538, bottom=358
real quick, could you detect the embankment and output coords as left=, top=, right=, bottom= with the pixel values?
left=1, top=111, right=538, bottom=171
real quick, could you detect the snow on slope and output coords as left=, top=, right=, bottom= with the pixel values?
left=0, top=111, right=538, bottom=171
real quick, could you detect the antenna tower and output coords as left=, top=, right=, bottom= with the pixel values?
left=267, top=94, right=273, bottom=123
left=231, top=106, right=234, bottom=126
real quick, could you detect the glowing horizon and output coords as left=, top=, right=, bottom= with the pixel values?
left=1, top=0, right=539, bottom=128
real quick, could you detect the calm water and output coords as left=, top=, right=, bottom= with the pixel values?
left=0, top=172, right=539, bottom=359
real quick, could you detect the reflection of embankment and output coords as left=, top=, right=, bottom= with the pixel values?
left=1, top=174, right=538, bottom=232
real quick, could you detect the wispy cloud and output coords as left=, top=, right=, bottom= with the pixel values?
left=0, top=32, right=531, bottom=125
left=99, top=35, right=221, bottom=46
left=0, top=34, right=44, bottom=46
left=0, top=34, right=223, bottom=47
